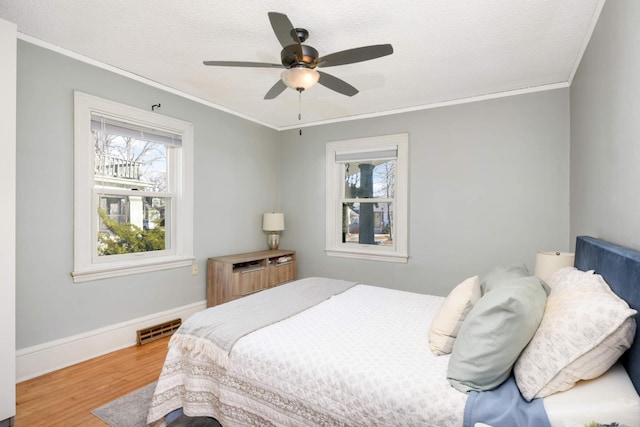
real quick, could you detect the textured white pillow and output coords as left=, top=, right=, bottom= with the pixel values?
left=514, top=268, right=637, bottom=401
left=429, top=276, right=481, bottom=355
left=544, top=266, right=594, bottom=289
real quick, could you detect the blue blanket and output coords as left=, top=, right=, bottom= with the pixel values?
left=464, top=376, right=551, bottom=427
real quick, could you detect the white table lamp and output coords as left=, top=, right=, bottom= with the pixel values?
left=534, top=251, right=575, bottom=281
left=263, top=213, right=285, bottom=250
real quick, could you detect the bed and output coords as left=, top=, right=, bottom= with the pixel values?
left=147, top=236, right=640, bottom=427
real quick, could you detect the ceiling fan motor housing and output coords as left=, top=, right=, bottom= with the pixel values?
left=281, top=43, right=319, bottom=68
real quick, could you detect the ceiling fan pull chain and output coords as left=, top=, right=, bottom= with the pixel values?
left=298, top=90, right=303, bottom=135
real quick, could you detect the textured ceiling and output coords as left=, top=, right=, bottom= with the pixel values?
left=0, top=0, right=604, bottom=130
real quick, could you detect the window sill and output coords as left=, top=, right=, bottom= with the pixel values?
left=72, top=256, right=194, bottom=283
left=325, top=248, right=408, bottom=263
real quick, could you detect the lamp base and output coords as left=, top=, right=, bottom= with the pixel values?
left=267, top=232, right=280, bottom=250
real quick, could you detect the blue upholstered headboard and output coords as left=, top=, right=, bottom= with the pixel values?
left=574, top=236, right=640, bottom=394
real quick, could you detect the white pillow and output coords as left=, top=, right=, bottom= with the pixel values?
left=544, top=266, right=594, bottom=289
left=429, top=276, right=481, bottom=355
left=514, top=268, right=637, bottom=401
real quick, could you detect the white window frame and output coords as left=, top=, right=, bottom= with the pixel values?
left=72, top=91, right=194, bottom=282
left=325, top=133, right=409, bottom=263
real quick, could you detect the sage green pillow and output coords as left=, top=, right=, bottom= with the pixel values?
left=447, top=276, right=550, bottom=393
left=480, top=263, right=530, bottom=294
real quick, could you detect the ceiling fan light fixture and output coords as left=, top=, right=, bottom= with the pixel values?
left=281, top=67, right=320, bottom=91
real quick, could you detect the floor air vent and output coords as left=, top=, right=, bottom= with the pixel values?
left=136, top=318, right=182, bottom=345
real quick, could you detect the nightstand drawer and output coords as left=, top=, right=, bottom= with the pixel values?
left=232, top=266, right=268, bottom=297
left=269, top=261, right=296, bottom=286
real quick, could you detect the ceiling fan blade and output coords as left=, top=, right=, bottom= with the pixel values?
left=317, top=44, right=393, bottom=68
left=317, top=71, right=359, bottom=97
left=203, top=60, right=283, bottom=68
left=264, top=79, right=287, bottom=99
left=268, top=12, right=302, bottom=58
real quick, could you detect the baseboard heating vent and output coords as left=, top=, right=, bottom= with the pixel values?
left=136, top=318, right=182, bottom=346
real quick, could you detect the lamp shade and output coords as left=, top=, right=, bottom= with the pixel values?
left=263, top=213, right=285, bottom=231
left=281, top=67, right=320, bottom=91
left=534, top=251, right=575, bottom=280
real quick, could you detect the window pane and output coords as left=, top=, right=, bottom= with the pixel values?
left=343, top=159, right=395, bottom=199
left=342, top=202, right=393, bottom=246
left=97, top=194, right=169, bottom=256
left=93, top=129, right=168, bottom=192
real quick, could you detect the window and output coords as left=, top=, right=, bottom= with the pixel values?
left=72, top=92, right=194, bottom=282
left=325, top=133, right=408, bottom=262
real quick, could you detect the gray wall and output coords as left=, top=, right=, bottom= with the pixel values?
left=570, top=0, right=640, bottom=251
left=16, top=38, right=574, bottom=350
left=279, top=89, right=571, bottom=297
left=16, top=41, right=280, bottom=349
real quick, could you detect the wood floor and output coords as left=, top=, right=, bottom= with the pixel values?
left=14, top=336, right=170, bottom=427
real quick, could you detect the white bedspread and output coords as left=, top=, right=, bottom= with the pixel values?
left=168, top=277, right=356, bottom=368
left=148, top=283, right=468, bottom=426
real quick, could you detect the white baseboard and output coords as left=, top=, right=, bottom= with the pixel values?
left=16, top=300, right=206, bottom=383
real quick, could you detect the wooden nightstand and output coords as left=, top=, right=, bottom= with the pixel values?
left=206, top=249, right=297, bottom=307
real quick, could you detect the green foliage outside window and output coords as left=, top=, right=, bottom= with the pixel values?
left=97, top=209, right=165, bottom=255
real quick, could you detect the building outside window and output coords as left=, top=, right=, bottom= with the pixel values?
left=325, top=133, right=408, bottom=263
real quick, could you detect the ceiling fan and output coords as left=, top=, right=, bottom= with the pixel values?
left=203, top=12, right=394, bottom=99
